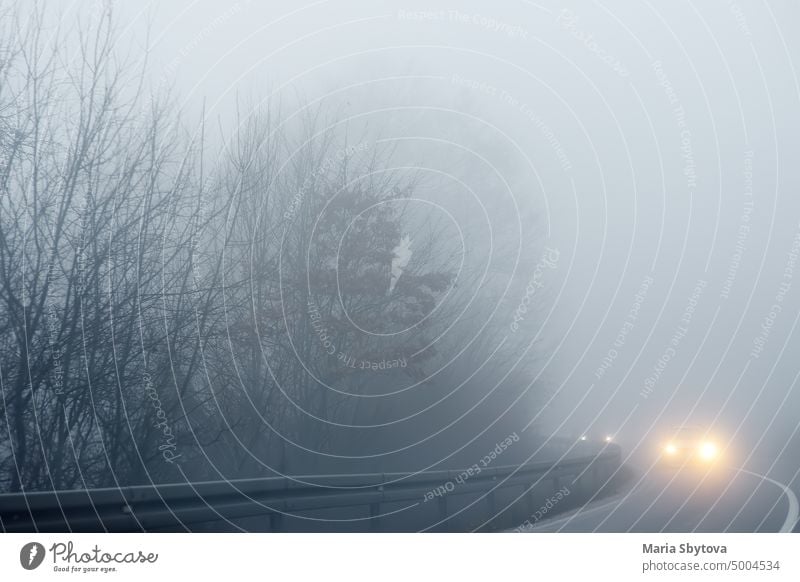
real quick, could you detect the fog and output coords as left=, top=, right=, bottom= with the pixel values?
left=2, top=0, right=800, bottom=507
left=125, top=0, right=800, bottom=466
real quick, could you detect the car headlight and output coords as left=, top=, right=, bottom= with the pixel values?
left=699, top=441, right=717, bottom=460
left=664, top=443, right=677, bottom=455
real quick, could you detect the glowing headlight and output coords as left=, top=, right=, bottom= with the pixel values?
left=664, top=443, right=677, bottom=455
left=604, top=435, right=613, bottom=443
left=699, top=441, right=717, bottom=460
left=579, top=435, right=587, bottom=441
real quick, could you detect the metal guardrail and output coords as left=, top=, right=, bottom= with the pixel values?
left=0, top=448, right=621, bottom=532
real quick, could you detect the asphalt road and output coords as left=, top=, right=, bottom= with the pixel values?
left=524, top=459, right=800, bottom=533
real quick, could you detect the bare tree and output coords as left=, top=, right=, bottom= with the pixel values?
left=0, top=4, right=546, bottom=490
left=0, top=5, right=223, bottom=490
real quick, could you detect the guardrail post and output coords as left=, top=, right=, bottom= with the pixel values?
left=438, top=496, right=449, bottom=532
left=486, top=490, right=498, bottom=531
left=270, top=512, right=283, bottom=532
left=369, top=502, right=381, bottom=532
left=370, top=482, right=384, bottom=532
left=526, top=485, right=536, bottom=517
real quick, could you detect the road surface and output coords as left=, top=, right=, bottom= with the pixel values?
left=523, top=459, right=799, bottom=532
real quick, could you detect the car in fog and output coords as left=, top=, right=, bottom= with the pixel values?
left=660, top=426, right=720, bottom=467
